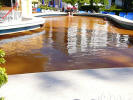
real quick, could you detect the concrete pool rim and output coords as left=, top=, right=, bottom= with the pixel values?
left=34, top=13, right=133, bottom=30
left=33, top=13, right=68, bottom=17
left=1, top=13, right=133, bottom=35
left=73, top=13, right=133, bottom=30
left=0, top=17, right=45, bottom=35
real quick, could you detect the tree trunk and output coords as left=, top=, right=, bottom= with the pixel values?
left=90, top=0, right=93, bottom=7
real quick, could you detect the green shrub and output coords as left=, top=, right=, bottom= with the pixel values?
left=0, top=50, right=7, bottom=100
left=100, top=4, right=133, bottom=15
left=0, top=97, right=5, bottom=100
left=0, top=67, right=8, bottom=88
left=0, top=50, right=7, bottom=88
left=79, top=5, right=103, bottom=12
left=100, top=8, right=123, bottom=15
left=0, top=50, right=6, bottom=64
left=39, top=5, right=56, bottom=11
left=110, top=4, right=117, bottom=10
left=32, top=1, right=38, bottom=4
left=0, top=2, right=2, bottom=9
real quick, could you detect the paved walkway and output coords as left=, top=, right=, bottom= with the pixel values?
left=0, top=68, right=133, bottom=100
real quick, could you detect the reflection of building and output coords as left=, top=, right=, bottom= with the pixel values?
left=44, top=17, right=68, bottom=54
left=90, top=19, right=108, bottom=48
left=66, top=17, right=130, bottom=54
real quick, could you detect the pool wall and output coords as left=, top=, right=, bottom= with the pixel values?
left=74, top=13, right=133, bottom=30
left=33, top=13, right=68, bottom=17
left=0, top=17, right=45, bottom=35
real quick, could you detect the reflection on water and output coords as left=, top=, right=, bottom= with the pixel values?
left=1, top=16, right=133, bottom=75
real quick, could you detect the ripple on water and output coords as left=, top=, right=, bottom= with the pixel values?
left=1, top=16, right=133, bottom=74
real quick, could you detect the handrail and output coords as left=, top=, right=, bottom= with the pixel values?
left=2, top=2, right=18, bottom=19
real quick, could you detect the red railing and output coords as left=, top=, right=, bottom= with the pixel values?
left=2, top=2, right=18, bottom=19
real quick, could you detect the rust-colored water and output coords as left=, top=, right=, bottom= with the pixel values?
left=1, top=16, right=133, bottom=75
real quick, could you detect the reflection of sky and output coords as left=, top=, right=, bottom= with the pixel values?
left=66, top=18, right=130, bottom=55
left=67, top=18, right=109, bottom=55
left=1, top=16, right=133, bottom=74
left=67, top=24, right=78, bottom=54
left=47, top=20, right=54, bottom=47
left=115, top=34, right=128, bottom=48
left=90, top=20, right=108, bottom=48
left=81, top=23, right=88, bottom=52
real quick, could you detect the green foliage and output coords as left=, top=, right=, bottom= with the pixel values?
left=39, top=5, right=56, bottom=10
left=0, top=67, right=7, bottom=88
left=101, top=0, right=109, bottom=6
left=100, top=8, right=123, bottom=15
left=39, top=0, right=51, bottom=6
left=101, top=9, right=122, bottom=12
left=89, top=0, right=109, bottom=7
left=0, top=2, right=2, bottom=9
left=0, top=58, right=6, bottom=64
left=63, top=0, right=79, bottom=6
left=39, top=5, right=48, bottom=9
left=63, top=0, right=109, bottom=10
left=110, top=4, right=117, bottom=10
left=80, top=5, right=100, bottom=12
left=0, top=97, right=5, bottom=100
left=0, top=50, right=7, bottom=99
left=79, top=0, right=109, bottom=12
left=0, top=50, right=6, bottom=64
left=32, top=1, right=38, bottom=4
left=0, top=50, right=7, bottom=88
left=0, top=50, right=5, bottom=58
left=100, top=3, right=120, bottom=13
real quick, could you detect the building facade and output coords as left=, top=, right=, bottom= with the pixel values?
left=41, top=0, right=62, bottom=8
left=31, top=0, right=62, bottom=8
left=109, top=0, right=133, bottom=9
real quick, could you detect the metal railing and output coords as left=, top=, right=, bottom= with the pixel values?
left=0, top=10, right=22, bottom=23
left=0, top=3, right=22, bottom=24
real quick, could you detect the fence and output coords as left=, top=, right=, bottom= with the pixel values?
left=0, top=10, right=22, bottom=24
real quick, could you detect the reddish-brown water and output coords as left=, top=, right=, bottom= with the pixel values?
left=1, top=16, right=133, bottom=75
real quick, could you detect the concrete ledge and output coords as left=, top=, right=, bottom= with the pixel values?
left=33, top=13, right=68, bottom=17
left=0, top=17, right=45, bottom=35
left=74, top=13, right=133, bottom=30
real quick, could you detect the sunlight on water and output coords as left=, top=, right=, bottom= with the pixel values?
left=1, top=16, right=133, bottom=75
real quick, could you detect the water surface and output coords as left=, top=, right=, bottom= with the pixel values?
left=1, top=16, right=133, bottom=75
